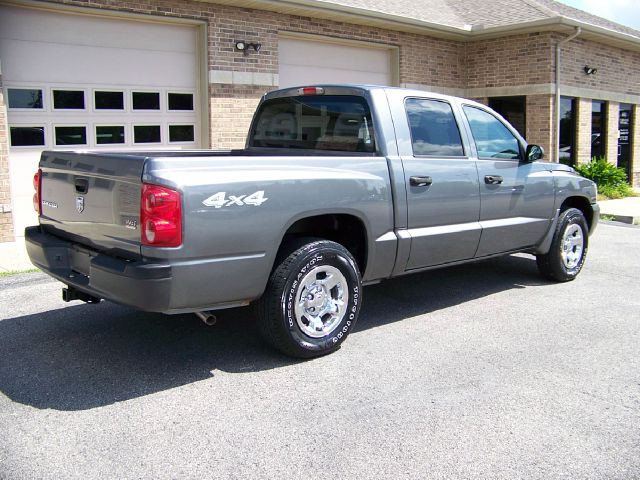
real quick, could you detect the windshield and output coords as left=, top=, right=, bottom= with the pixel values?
left=249, top=95, right=376, bottom=153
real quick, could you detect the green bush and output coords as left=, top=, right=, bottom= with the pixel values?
left=574, top=157, right=634, bottom=199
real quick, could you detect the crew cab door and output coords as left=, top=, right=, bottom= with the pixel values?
left=460, top=105, right=555, bottom=256
left=387, top=92, right=481, bottom=270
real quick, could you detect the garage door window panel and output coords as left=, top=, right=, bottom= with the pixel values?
left=53, top=90, right=85, bottom=110
left=7, top=88, right=44, bottom=110
left=169, top=125, right=195, bottom=143
left=94, top=91, right=124, bottom=110
left=134, top=125, right=161, bottom=144
left=55, top=126, right=87, bottom=146
left=405, top=98, right=465, bottom=157
left=96, top=125, right=126, bottom=145
left=132, top=92, right=161, bottom=110
left=10, top=126, right=46, bottom=147
left=463, top=106, right=520, bottom=160
left=168, top=93, right=194, bottom=111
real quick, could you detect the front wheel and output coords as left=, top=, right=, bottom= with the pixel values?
left=256, top=240, right=362, bottom=358
left=536, top=207, right=589, bottom=282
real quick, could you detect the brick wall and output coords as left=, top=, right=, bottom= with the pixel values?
left=0, top=73, right=15, bottom=242
left=525, top=95, right=554, bottom=159
left=464, top=33, right=554, bottom=89
left=575, top=98, right=592, bottom=164
left=209, top=84, right=272, bottom=148
left=558, top=36, right=640, bottom=96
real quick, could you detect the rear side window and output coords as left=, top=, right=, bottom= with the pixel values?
left=463, top=106, right=521, bottom=160
left=406, top=98, right=464, bottom=157
left=250, top=95, right=376, bottom=153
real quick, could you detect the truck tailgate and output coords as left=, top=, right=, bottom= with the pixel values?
left=38, top=151, right=146, bottom=258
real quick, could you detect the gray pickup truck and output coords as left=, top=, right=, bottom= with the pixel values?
left=26, top=85, right=599, bottom=358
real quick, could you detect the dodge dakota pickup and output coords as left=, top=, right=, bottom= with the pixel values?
left=26, top=85, right=599, bottom=358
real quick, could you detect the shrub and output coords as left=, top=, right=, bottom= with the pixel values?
left=574, top=157, right=634, bottom=199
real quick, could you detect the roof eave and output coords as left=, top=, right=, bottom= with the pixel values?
left=199, top=0, right=471, bottom=39
left=467, top=17, right=640, bottom=50
left=200, top=0, right=640, bottom=50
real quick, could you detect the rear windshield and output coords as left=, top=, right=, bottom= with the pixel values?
left=249, top=95, right=376, bottom=153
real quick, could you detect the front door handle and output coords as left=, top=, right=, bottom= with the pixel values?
left=410, top=176, right=433, bottom=187
left=484, top=175, right=503, bottom=185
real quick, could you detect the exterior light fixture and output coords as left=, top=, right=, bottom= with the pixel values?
left=584, top=66, right=598, bottom=75
left=235, top=40, right=262, bottom=55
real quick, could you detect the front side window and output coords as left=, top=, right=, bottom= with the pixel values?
left=405, top=98, right=464, bottom=156
left=250, top=95, right=376, bottom=153
left=463, top=106, right=520, bottom=160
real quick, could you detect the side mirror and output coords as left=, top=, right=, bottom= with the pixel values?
left=525, top=144, right=544, bottom=162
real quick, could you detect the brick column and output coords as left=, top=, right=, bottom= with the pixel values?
left=605, top=102, right=619, bottom=165
left=575, top=98, right=592, bottom=164
left=526, top=95, right=554, bottom=161
left=0, top=70, right=15, bottom=243
left=632, top=104, right=640, bottom=188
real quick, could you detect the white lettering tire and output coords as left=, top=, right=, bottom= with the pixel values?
left=256, top=240, right=362, bottom=358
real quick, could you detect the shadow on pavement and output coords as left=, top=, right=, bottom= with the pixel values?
left=0, top=254, right=546, bottom=411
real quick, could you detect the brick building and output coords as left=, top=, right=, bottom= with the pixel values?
left=1, top=0, right=639, bottom=242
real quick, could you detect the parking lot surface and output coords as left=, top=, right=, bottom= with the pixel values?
left=1, top=223, right=639, bottom=479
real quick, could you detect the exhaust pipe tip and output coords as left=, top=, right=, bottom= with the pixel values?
left=195, top=311, right=217, bottom=326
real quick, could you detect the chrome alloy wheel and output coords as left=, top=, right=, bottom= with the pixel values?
left=294, top=265, right=348, bottom=338
left=560, top=223, right=584, bottom=269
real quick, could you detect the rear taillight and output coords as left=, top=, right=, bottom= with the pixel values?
left=33, top=169, right=42, bottom=215
left=140, top=183, right=182, bottom=247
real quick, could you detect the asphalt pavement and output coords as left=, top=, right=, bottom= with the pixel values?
left=0, top=223, right=638, bottom=479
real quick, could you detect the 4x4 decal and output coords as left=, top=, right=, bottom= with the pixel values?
left=202, top=190, right=268, bottom=208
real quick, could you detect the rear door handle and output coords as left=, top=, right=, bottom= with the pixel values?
left=410, top=176, right=433, bottom=187
left=74, top=177, right=89, bottom=194
left=484, top=175, right=503, bottom=185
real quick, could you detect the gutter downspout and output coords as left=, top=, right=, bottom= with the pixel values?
left=555, top=27, right=581, bottom=162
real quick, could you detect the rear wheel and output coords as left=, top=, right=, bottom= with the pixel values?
left=536, top=208, right=589, bottom=282
left=257, top=240, right=362, bottom=358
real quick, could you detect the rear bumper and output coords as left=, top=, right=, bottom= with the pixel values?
left=25, top=226, right=173, bottom=312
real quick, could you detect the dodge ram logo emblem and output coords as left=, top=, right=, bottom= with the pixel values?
left=76, top=196, right=85, bottom=213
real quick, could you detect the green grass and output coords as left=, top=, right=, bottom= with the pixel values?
left=0, top=268, right=40, bottom=277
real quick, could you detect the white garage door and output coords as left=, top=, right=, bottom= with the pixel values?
left=279, top=36, right=394, bottom=89
left=0, top=5, right=201, bottom=237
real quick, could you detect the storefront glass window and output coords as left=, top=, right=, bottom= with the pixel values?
left=591, top=100, right=606, bottom=160
left=488, top=96, right=526, bottom=137
left=618, top=104, right=633, bottom=179
left=559, top=97, right=575, bottom=165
